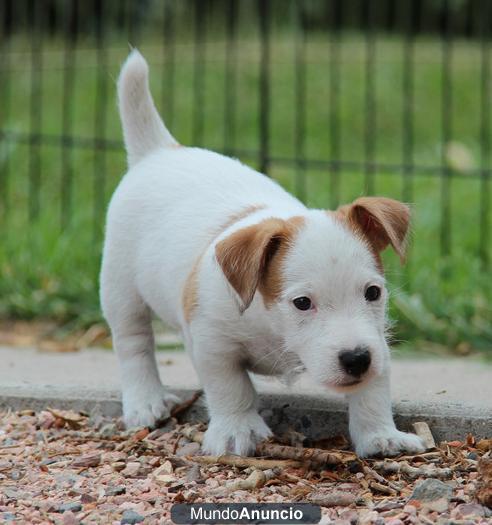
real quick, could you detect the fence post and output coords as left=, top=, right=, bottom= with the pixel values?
left=258, top=0, right=270, bottom=175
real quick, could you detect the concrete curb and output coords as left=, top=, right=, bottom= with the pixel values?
left=1, top=385, right=490, bottom=443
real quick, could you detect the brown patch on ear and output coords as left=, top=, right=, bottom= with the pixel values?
left=215, top=216, right=304, bottom=311
left=335, top=197, right=410, bottom=265
left=182, top=205, right=266, bottom=323
left=259, top=216, right=305, bottom=307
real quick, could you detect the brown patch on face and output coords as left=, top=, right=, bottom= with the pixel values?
left=330, top=197, right=411, bottom=272
left=182, top=205, right=265, bottom=323
left=215, top=216, right=305, bottom=311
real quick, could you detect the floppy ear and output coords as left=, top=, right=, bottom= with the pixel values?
left=337, top=197, right=411, bottom=263
left=215, top=218, right=286, bottom=312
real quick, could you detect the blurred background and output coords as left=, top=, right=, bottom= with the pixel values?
left=0, top=0, right=491, bottom=355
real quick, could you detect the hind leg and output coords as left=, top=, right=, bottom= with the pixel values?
left=103, top=289, right=180, bottom=428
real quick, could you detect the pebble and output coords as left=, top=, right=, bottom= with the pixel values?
left=80, top=493, right=97, bottom=504
left=111, top=461, right=126, bottom=472
left=121, top=462, right=141, bottom=477
left=186, top=463, right=202, bottom=483
left=105, top=486, right=126, bottom=496
left=99, top=423, right=118, bottom=438
left=57, top=502, right=83, bottom=513
left=71, top=453, right=101, bottom=468
left=176, top=442, right=201, bottom=457
left=2, top=513, right=16, bottom=522
left=409, top=478, right=453, bottom=503
left=452, top=503, right=487, bottom=518
left=10, top=469, right=22, bottom=481
left=3, top=488, right=21, bottom=500
left=121, top=509, right=145, bottom=524
left=62, top=511, right=80, bottom=525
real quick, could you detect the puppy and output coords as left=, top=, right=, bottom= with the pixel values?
left=100, top=50, right=424, bottom=458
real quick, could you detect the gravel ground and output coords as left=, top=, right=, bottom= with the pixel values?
left=0, top=407, right=491, bottom=524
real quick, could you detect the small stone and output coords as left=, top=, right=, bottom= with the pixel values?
left=80, top=493, right=97, bottom=504
left=111, top=461, right=126, bottom=472
left=467, top=452, right=478, bottom=460
left=185, top=464, right=202, bottom=483
left=147, top=456, right=160, bottom=467
left=4, top=488, right=20, bottom=500
left=452, top=503, right=486, bottom=518
left=71, top=453, right=101, bottom=468
left=62, top=511, right=80, bottom=525
left=105, top=485, right=126, bottom=496
left=2, top=513, right=16, bottom=522
left=176, top=442, right=200, bottom=457
left=410, top=478, right=453, bottom=503
left=9, top=470, right=22, bottom=481
left=424, top=497, right=449, bottom=513
left=154, top=474, right=176, bottom=484
left=99, top=423, right=118, bottom=438
left=121, top=462, right=141, bottom=477
left=57, top=502, right=82, bottom=513
left=205, top=478, right=220, bottom=488
left=403, top=504, right=417, bottom=515
left=152, top=460, right=173, bottom=476
left=121, top=510, right=145, bottom=524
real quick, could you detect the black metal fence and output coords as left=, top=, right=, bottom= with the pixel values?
left=0, top=0, right=491, bottom=269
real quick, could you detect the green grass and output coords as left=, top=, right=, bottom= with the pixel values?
left=1, top=30, right=491, bottom=353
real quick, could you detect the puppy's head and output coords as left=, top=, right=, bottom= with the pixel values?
left=215, top=197, right=410, bottom=392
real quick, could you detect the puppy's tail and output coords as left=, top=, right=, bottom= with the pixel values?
left=117, top=50, right=178, bottom=167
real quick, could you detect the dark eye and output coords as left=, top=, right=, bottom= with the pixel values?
left=365, top=285, right=381, bottom=302
left=293, top=296, right=312, bottom=311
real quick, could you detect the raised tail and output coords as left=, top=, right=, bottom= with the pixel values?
left=117, top=50, right=178, bottom=167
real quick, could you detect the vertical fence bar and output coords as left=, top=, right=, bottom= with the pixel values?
left=363, top=0, right=376, bottom=194
left=0, top=0, right=12, bottom=220
left=401, top=0, right=415, bottom=204
left=127, top=0, right=140, bottom=47
left=192, top=0, right=206, bottom=146
left=223, top=0, right=237, bottom=156
left=162, top=1, right=175, bottom=130
left=258, top=0, right=270, bottom=175
left=479, top=0, right=491, bottom=268
left=28, top=0, right=42, bottom=221
left=440, top=0, right=452, bottom=256
left=60, top=0, right=77, bottom=230
left=294, top=1, right=306, bottom=202
left=329, top=0, right=342, bottom=209
left=93, top=0, right=108, bottom=241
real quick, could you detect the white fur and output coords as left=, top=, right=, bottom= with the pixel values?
left=100, top=51, right=424, bottom=457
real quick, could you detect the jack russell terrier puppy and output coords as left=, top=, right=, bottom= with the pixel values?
left=100, top=50, right=424, bottom=458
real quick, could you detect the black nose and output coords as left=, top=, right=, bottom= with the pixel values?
left=338, top=347, right=371, bottom=377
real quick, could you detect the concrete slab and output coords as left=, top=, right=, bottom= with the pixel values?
left=0, top=345, right=490, bottom=442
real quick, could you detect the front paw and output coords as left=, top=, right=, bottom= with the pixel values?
left=123, top=385, right=181, bottom=428
left=354, top=428, right=425, bottom=458
left=203, top=411, right=272, bottom=456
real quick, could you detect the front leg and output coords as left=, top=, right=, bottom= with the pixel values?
left=348, top=370, right=425, bottom=457
left=192, top=335, right=272, bottom=456
left=111, top=307, right=180, bottom=428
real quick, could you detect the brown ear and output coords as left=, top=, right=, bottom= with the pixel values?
left=215, top=218, right=286, bottom=312
left=337, top=197, right=411, bottom=263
